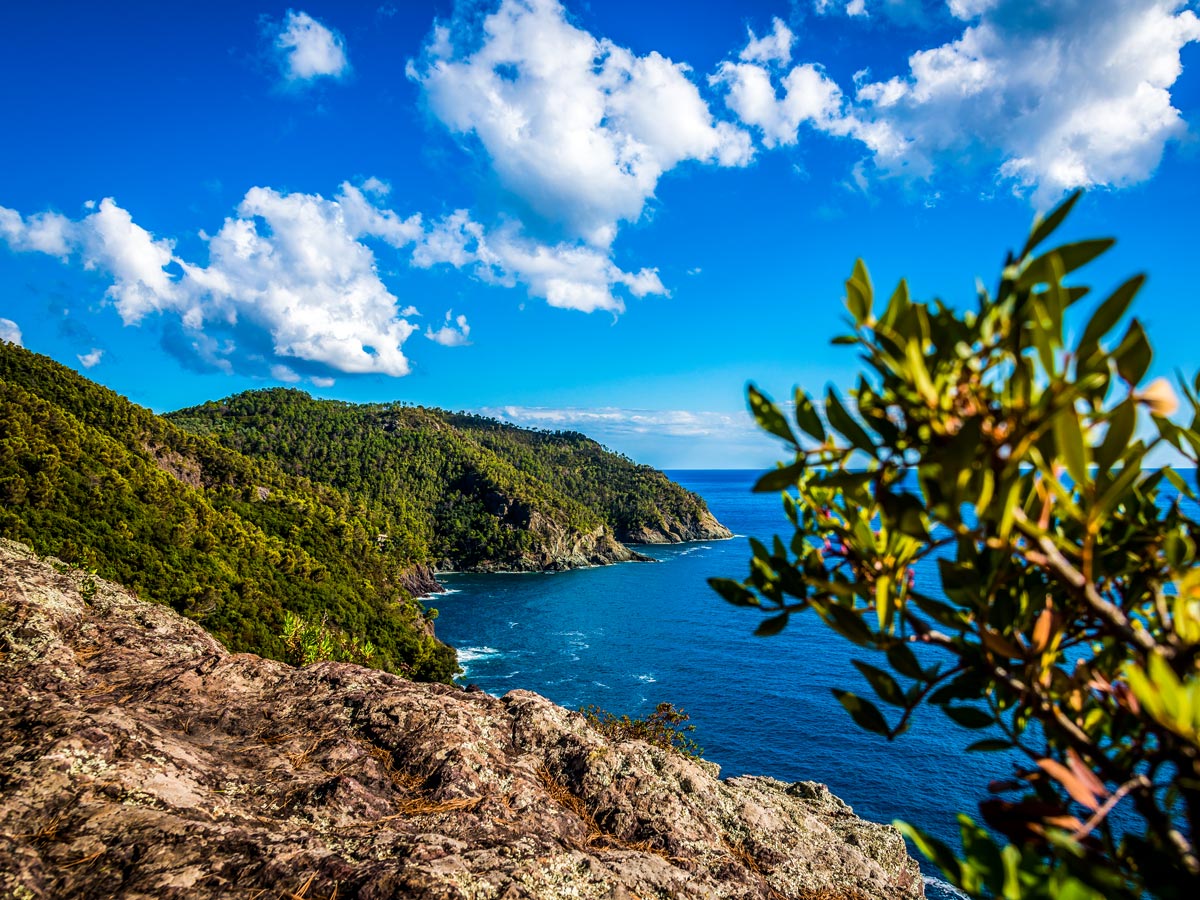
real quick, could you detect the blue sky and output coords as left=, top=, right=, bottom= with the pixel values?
left=1, top=0, right=1198, bottom=468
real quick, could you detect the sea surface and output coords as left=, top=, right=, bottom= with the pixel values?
left=432, top=469, right=1013, bottom=898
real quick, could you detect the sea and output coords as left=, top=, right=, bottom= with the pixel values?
left=432, top=469, right=1010, bottom=899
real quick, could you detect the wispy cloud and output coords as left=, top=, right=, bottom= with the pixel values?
left=481, top=405, right=754, bottom=439
left=76, top=348, right=103, bottom=368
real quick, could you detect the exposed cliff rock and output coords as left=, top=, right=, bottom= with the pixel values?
left=621, top=508, right=734, bottom=545
left=0, top=540, right=923, bottom=900
left=461, top=515, right=651, bottom=573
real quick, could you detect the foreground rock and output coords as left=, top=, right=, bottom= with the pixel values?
left=0, top=540, right=922, bottom=899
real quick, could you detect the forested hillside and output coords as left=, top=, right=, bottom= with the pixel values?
left=167, top=390, right=729, bottom=568
left=442, top=411, right=731, bottom=543
left=1, top=342, right=728, bottom=683
left=0, top=341, right=457, bottom=682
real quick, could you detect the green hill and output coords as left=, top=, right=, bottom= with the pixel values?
left=1, top=341, right=729, bottom=684
left=0, top=341, right=457, bottom=682
left=166, top=390, right=730, bottom=570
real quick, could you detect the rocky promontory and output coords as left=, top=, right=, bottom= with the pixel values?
left=0, top=540, right=923, bottom=899
left=620, top=507, right=734, bottom=545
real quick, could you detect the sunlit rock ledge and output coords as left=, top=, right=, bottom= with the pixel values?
left=0, top=539, right=922, bottom=900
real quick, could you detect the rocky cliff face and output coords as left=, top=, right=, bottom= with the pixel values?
left=620, top=508, right=734, bottom=545
left=0, top=540, right=923, bottom=900
left=462, top=514, right=650, bottom=573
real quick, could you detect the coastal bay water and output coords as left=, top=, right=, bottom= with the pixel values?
left=432, top=470, right=995, bottom=896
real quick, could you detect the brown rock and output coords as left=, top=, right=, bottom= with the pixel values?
left=0, top=539, right=923, bottom=899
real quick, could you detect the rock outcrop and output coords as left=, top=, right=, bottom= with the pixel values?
left=0, top=540, right=923, bottom=900
left=462, top=515, right=652, bottom=573
left=621, top=508, right=734, bottom=545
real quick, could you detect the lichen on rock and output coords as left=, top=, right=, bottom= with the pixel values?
left=0, top=539, right=923, bottom=899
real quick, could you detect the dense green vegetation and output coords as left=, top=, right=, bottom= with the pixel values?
left=1, top=340, right=719, bottom=685
left=167, top=390, right=721, bottom=566
left=717, top=192, right=1200, bottom=897
left=442, top=411, right=718, bottom=541
left=0, top=341, right=457, bottom=682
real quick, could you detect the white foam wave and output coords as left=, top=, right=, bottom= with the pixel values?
left=634, top=673, right=657, bottom=683
left=922, top=876, right=969, bottom=900
left=457, top=646, right=501, bottom=667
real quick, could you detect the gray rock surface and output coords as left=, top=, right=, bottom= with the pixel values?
left=0, top=539, right=923, bottom=899
left=621, top=509, right=734, bottom=545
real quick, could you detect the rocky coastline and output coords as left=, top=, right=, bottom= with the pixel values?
left=0, top=539, right=923, bottom=899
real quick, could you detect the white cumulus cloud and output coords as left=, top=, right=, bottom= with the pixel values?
left=425, top=309, right=472, bottom=347
left=273, top=10, right=350, bottom=84
left=413, top=210, right=667, bottom=314
left=410, top=0, right=752, bottom=248
left=716, top=0, right=1199, bottom=201
left=0, top=317, right=21, bottom=346
left=2, top=186, right=423, bottom=378
left=1, top=176, right=673, bottom=377
left=177, top=184, right=421, bottom=376
left=740, top=17, right=794, bottom=66
left=853, top=0, right=1200, bottom=198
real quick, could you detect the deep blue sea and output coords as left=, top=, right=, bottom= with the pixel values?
left=432, top=470, right=999, bottom=898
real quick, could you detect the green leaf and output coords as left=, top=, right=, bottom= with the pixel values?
left=965, top=739, right=1014, bottom=753
left=894, top=821, right=962, bottom=883
left=1164, top=467, right=1196, bottom=501
left=1077, top=274, right=1145, bottom=353
left=1051, top=402, right=1089, bottom=488
left=1096, top=397, right=1135, bottom=473
left=793, top=388, right=826, bottom=442
left=709, top=578, right=759, bottom=608
left=1019, top=239, right=1115, bottom=290
left=910, top=589, right=967, bottom=629
left=853, top=659, right=906, bottom=707
left=747, top=384, right=798, bottom=445
left=1020, top=190, right=1082, bottom=259
left=1114, top=319, right=1152, bottom=385
left=754, top=612, right=789, bottom=637
left=942, top=704, right=994, bottom=729
left=886, top=642, right=925, bottom=680
left=832, top=689, right=890, bottom=736
left=753, top=462, right=803, bottom=493
left=846, top=279, right=870, bottom=325
left=825, top=388, right=876, bottom=456
left=821, top=601, right=874, bottom=646
left=845, top=259, right=874, bottom=325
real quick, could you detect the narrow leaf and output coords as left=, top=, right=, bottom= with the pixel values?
left=832, top=689, right=891, bottom=736
left=1021, top=191, right=1082, bottom=258
left=754, top=612, right=790, bottom=637
left=748, top=384, right=797, bottom=445
left=943, top=705, right=994, bottom=729
left=709, top=578, right=759, bottom=608
left=1019, top=240, right=1115, bottom=290
left=1114, top=320, right=1152, bottom=385
left=1052, top=403, right=1089, bottom=488
left=1078, top=274, right=1145, bottom=352
left=793, top=388, right=826, bottom=442
left=825, top=388, right=877, bottom=455
left=754, top=463, right=803, bottom=493
left=853, top=659, right=906, bottom=707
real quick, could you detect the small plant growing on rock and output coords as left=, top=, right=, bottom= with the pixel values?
left=582, top=701, right=703, bottom=759
left=280, top=610, right=378, bottom=668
